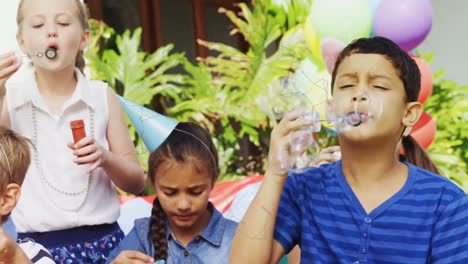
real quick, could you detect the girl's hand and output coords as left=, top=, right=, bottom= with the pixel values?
left=0, top=52, right=22, bottom=92
left=267, top=110, right=315, bottom=178
left=110, top=251, right=154, bottom=264
left=309, top=145, right=341, bottom=167
left=67, top=137, right=108, bottom=173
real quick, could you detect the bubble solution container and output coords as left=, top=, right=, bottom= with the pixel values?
left=70, top=119, right=86, bottom=144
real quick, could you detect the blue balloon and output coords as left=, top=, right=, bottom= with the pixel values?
left=118, top=96, right=178, bottom=152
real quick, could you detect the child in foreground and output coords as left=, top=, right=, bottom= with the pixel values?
left=0, top=126, right=54, bottom=264
left=229, top=36, right=468, bottom=263
left=0, top=0, right=146, bottom=262
left=107, top=122, right=238, bottom=264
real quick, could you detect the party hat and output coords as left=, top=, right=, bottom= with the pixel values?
left=118, top=96, right=178, bottom=152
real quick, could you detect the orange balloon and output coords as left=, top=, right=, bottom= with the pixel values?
left=400, top=111, right=436, bottom=154
left=410, top=55, right=433, bottom=104
left=411, top=111, right=436, bottom=149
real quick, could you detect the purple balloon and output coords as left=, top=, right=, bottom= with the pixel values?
left=373, top=0, right=432, bottom=51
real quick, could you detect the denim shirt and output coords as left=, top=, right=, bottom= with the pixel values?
left=106, top=203, right=238, bottom=264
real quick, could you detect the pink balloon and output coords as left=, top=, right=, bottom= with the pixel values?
left=320, top=37, right=345, bottom=74
left=410, top=55, right=433, bottom=104
left=373, top=0, right=432, bottom=51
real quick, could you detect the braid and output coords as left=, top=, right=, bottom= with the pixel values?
left=150, top=198, right=168, bottom=260
left=147, top=122, right=219, bottom=261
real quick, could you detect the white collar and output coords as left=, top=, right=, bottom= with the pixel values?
left=10, top=68, right=98, bottom=113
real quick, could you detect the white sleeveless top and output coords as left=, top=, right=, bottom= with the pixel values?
left=7, top=68, right=120, bottom=233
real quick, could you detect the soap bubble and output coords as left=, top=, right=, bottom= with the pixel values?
left=258, top=76, right=322, bottom=172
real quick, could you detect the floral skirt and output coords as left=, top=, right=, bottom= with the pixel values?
left=18, top=222, right=124, bottom=264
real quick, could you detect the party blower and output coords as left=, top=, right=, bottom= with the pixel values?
left=15, top=47, right=58, bottom=64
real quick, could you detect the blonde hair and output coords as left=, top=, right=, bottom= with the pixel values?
left=0, top=126, right=32, bottom=192
left=16, top=0, right=90, bottom=72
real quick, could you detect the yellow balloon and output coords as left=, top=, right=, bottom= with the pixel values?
left=290, top=60, right=332, bottom=127
left=304, top=15, right=322, bottom=63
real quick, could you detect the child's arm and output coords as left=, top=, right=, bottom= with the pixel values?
left=69, top=88, right=146, bottom=194
left=0, top=52, right=20, bottom=127
left=0, top=227, right=32, bottom=264
left=229, top=111, right=313, bottom=264
left=102, top=87, right=146, bottom=194
left=106, top=225, right=153, bottom=264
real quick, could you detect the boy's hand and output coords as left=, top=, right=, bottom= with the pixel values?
left=309, top=145, right=341, bottom=167
left=0, top=52, right=22, bottom=93
left=0, top=226, right=31, bottom=264
left=67, top=137, right=109, bottom=173
left=111, top=250, right=154, bottom=264
left=267, top=109, right=314, bottom=178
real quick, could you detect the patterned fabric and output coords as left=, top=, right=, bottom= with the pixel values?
left=48, top=228, right=124, bottom=264
left=18, top=239, right=55, bottom=264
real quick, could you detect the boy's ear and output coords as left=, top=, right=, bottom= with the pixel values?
left=402, top=101, right=423, bottom=131
left=0, top=184, right=21, bottom=218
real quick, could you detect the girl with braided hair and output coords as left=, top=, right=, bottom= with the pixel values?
left=107, top=122, right=238, bottom=264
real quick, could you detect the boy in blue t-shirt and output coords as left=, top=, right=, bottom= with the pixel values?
left=229, top=37, right=468, bottom=263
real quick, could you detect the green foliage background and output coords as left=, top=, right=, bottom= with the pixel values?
left=85, top=0, right=467, bottom=193
left=425, top=78, right=468, bottom=190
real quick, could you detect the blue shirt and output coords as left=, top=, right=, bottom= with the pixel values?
left=106, top=203, right=238, bottom=264
left=274, top=161, right=468, bottom=263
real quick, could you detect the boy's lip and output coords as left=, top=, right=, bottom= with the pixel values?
left=359, top=113, right=369, bottom=122
left=344, top=111, right=370, bottom=126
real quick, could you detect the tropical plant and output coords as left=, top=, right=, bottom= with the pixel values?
left=270, top=0, right=313, bottom=30
left=166, top=0, right=312, bottom=178
left=425, top=77, right=468, bottom=191
left=85, top=0, right=315, bottom=181
left=85, top=1, right=467, bottom=193
left=85, top=19, right=186, bottom=168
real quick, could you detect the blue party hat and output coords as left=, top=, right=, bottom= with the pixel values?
left=118, top=96, right=178, bottom=152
